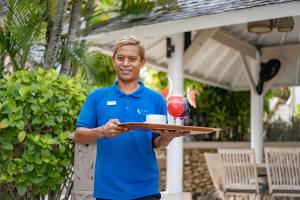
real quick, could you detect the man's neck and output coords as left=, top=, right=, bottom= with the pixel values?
left=117, top=80, right=140, bottom=94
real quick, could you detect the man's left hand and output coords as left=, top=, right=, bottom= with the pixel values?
left=152, top=129, right=190, bottom=148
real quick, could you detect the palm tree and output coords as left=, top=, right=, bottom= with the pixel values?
left=0, top=0, right=46, bottom=72
left=60, top=0, right=81, bottom=75
left=43, top=0, right=68, bottom=69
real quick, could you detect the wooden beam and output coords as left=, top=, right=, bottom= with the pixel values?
left=239, top=53, right=256, bottom=92
left=183, top=28, right=218, bottom=68
left=212, top=30, right=256, bottom=59
left=261, top=43, right=300, bottom=60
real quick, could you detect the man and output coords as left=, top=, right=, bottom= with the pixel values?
left=74, top=36, right=188, bottom=200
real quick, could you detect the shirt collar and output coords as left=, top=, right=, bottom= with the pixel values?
left=112, top=81, right=144, bottom=98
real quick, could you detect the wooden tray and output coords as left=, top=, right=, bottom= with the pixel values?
left=118, top=122, right=220, bottom=135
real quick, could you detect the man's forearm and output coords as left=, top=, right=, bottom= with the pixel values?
left=74, top=127, right=104, bottom=144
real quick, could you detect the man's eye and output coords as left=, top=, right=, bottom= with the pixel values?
left=117, top=57, right=123, bottom=61
left=129, top=57, right=137, bottom=62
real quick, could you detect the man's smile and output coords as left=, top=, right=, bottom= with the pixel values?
left=120, top=69, right=132, bottom=75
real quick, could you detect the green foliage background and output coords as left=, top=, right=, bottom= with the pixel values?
left=0, top=68, right=91, bottom=197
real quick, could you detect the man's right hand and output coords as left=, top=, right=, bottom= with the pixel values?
left=74, top=119, right=129, bottom=144
left=99, top=119, right=129, bottom=138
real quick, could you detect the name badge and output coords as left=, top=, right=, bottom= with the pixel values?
left=107, top=101, right=116, bottom=106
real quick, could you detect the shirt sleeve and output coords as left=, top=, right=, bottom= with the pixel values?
left=76, top=91, right=97, bottom=128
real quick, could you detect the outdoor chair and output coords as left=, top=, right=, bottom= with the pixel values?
left=264, top=147, right=300, bottom=199
left=218, top=148, right=268, bottom=200
left=204, top=152, right=225, bottom=200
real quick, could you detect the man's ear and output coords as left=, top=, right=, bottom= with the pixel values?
left=141, top=58, right=146, bottom=68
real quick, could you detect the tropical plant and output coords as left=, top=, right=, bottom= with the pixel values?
left=43, top=0, right=67, bottom=69
left=60, top=0, right=81, bottom=75
left=195, top=87, right=251, bottom=141
left=71, top=42, right=116, bottom=87
left=0, top=0, right=46, bottom=70
left=0, top=68, right=92, bottom=200
left=265, top=117, right=300, bottom=141
left=88, top=0, right=179, bottom=29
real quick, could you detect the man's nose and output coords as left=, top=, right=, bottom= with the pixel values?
left=122, top=58, right=130, bottom=66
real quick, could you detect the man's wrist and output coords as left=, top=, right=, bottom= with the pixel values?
left=97, top=126, right=105, bottom=138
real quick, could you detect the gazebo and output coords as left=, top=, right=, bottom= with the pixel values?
left=75, top=0, right=300, bottom=198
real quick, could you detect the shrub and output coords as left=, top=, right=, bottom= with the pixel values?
left=0, top=68, right=91, bottom=199
left=265, top=117, right=300, bottom=141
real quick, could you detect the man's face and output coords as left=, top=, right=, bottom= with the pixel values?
left=112, top=45, right=145, bottom=83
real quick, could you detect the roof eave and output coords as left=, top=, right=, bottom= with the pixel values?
left=85, top=1, right=300, bottom=45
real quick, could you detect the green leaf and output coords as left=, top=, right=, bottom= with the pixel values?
left=32, top=117, right=42, bottom=124
left=23, top=152, right=34, bottom=163
left=19, top=86, right=30, bottom=97
left=22, top=74, right=30, bottom=83
left=41, top=149, right=50, bottom=158
left=56, top=115, right=63, bottom=123
left=0, top=174, right=7, bottom=181
left=0, top=118, right=9, bottom=129
left=61, top=159, right=70, bottom=167
left=16, top=185, right=27, bottom=196
left=2, top=142, right=13, bottom=150
left=31, top=104, right=40, bottom=112
left=45, top=118, right=56, bottom=126
left=59, top=131, right=70, bottom=140
left=26, top=164, right=34, bottom=172
left=18, top=131, right=26, bottom=142
left=16, top=120, right=25, bottom=130
left=33, top=135, right=40, bottom=143
left=7, top=98, right=17, bottom=113
left=2, top=154, right=8, bottom=160
left=31, top=176, right=42, bottom=184
left=48, top=170, right=60, bottom=178
left=34, top=158, right=42, bottom=165
left=59, top=144, right=66, bottom=153
left=46, top=138, right=56, bottom=145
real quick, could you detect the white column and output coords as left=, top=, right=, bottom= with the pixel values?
left=250, top=51, right=264, bottom=163
left=166, top=33, right=184, bottom=193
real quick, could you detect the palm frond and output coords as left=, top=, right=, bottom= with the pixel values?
left=70, top=42, right=116, bottom=86
left=5, top=0, right=46, bottom=49
left=0, top=0, right=47, bottom=69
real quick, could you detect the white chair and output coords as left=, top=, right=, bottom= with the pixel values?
left=265, top=147, right=300, bottom=199
left=204, top=152, right=225, bottom=200
left=218, top=148, right=268, bottom=200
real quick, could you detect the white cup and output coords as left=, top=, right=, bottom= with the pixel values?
left=146, top=114, right=167, bottom=124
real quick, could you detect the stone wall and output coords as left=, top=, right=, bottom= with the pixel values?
left=157, top=148, right=221, bottom=200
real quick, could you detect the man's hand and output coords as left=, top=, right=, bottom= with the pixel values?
left=152, top=129, right=190, bottom=148
left=99, top=119, right=129, bottom=138
left=74, top=119, right=129, bottom=144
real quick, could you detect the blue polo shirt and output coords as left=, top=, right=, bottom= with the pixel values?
left=76, top=81, right=167, bottom=199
